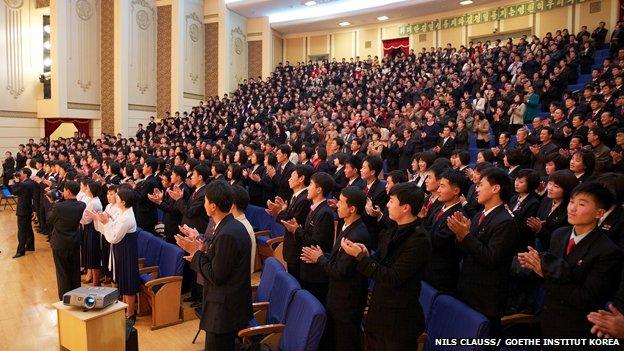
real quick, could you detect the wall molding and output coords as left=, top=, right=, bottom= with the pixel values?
left=67, top=102, right=101, bottom=110
left=183, top=92, right=204, bottom=100
left=248, top=32, right=262, bottom=37
left=128, top=104, right=156, bottom=111
left=0, top=110, right=37, bottom=118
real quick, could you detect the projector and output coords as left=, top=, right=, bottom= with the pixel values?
left=63, top=287, right=120, bottom=310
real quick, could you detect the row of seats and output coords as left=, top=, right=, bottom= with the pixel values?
left=136, top=229, right=185, bottom=330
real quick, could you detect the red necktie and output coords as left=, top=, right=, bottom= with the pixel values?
left=566, top=237, right=576, bottom=255
left=435, top=210, right=444, bottom=221
left=477, top=212, right=485, bottom=226
left=364, top=186, right=369, bottom=195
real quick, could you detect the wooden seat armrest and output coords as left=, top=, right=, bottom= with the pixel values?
left=253, top=302, right=270, bottom=312
left=254, top=230, right=271, bottom=237
left=137, top=258, right=146, bottom=266
left=266, top=236, right=284, bottom=247
left=501, top=313, right=537, bottom=326
left=238, top=324, right=285, bottom=338
left=139, top=265, right=159, bottom=274
left=251, top=283, right=259, bottom=292
left=144, top=275, right=183, bottom=289
left=418, top=333, right=427, bottom=344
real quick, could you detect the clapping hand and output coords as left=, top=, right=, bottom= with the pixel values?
left=175, top=234, right=203, bottom=261
left=340, top=238, right=368, bottom=258
left=529, top=144, right=540, bottom=155
left=281, top=218, right=300, bottom=233
left=447, top=211, right=471, bottom=241
left=148, top=188, right=164, bottom=204
left=167, top=185, right=184, bottom=201
left=300, top=245, right=323, bottom=264
left=517, top=246, right=543, bottom=277
left=588, top=304, right=624, bottom=339
left=365, top=198, right=383, bottom=219
left=249, top=173, right=261, bottom=182
left=327, top=198, right=338, bottom=209
left=526, top=217, right=545, bottom=233
left=266, top=196, right=287, bottom=217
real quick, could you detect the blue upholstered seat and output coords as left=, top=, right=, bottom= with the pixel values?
left=255, top=257, right=286, bottom=303
left=279, top=290, right=326, bottom=351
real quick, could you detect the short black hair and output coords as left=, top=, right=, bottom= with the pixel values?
left=278, top=144, right=292, bottom=156
left=545, top=153, right=570, bottom=171
left=363, top=156, right=383, bottom=178
left=478, top=149, right=496, bottom=163
left=204, top=180, right=234, bottom=212
left=387, top=170, right=408, bottom=184
left=516, top=169, right=541, bottom=193
left=20, top=167, right=32, bottom=177
left=548, top=170, right=579, bottom=201
left=310, top=172, right=335, bottom=197
left=418, top=151, right=437, bottom=169
left=571, top=181, right=614, bottom=211
left=572, top=149, right=596, bottom=175
left=65, top=180, right=80, bottom=196
left=172, top=165, right=187, bottom=181
left=88, top=181, right=102, bottom=198
left=451, top=149, right=471, bottom=166
left=231, top=185, right=250, bottom=212
left=345, top=156, right=362, bottom=171
left=340, top=186, right=367, bottom=215
left=595, top=173, right=624, bottom=205
left=440, top=169, right=470, bottom=196
left=334, top=152, right=348, bottom=165
left=388, top=182, right=425, bottom=216
left=144, top=157, right=158, bottom=173
left=193, top=164, right=211, bottom=183
left=117, top=188, right=136, bottom=208
left=293, top=164, right=314, bottom=186
left=505, top=148, right=525, bottom=167
left=480, top=167, right=513, bottom=203
left=212, top=161, right=227, bottom=175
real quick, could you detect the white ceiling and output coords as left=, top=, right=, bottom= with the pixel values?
left=226, top=0, right=502, bottom=34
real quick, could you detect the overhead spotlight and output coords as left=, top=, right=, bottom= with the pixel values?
left=304, top=1, right=317, bottom=5
left=43, top=41, right=51, bottom=50
left=377, top=16, right=389, bottom=21
left=43, top=58, right=51, bottom=67
left=339, top=21, right=351, bottom=26
left=43, top=25, right=51, bottom=33
left=459, top=0, right=473, bottom=4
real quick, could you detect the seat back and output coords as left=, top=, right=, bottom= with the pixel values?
left=256, top=257, right=286, bottom=302
left=136, top=230, right=151, bottom=260
left=143, top=230, right=164, bottom=267
left=246, top=205, right=284, bottom=238
left=280, top=290, right=326, bottom=351
left=158, top=241, right=185, bottom=277
left=1, top=186, right=12, bottom=198
left=419, top=281, right=441, bottom=325
left=425, top=295, right=490, bottom=351
left=266, top=271, right=300, bottom=324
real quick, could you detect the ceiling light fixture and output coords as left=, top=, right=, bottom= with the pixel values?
left=339, top=21, right=351, bottom=26
left=377, top=16, right=389, bottom=21
left=304, top=1, right=317, bottom=5
left=459, top=0, right=473, bottom=5
left=269, top=0, right=409, bottom=23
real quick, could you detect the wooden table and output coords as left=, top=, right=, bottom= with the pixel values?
left=53, top=301, right=127, bottom=351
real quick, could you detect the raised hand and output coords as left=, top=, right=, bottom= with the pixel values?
left=280, top=218, right=300, bottom=233
left=447, top=211, right=471, bottom=240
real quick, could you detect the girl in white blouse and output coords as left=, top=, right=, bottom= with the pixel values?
left=80, top=179, right=103, bottom=286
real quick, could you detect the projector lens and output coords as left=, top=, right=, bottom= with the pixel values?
left=84, top=296, right=96, bottom=309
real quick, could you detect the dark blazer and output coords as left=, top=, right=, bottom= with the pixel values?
left=317, top=218, right=371, bottom=320
left=176, top=184, right=210, bottom=234
left=599, top=205, right=624, bottom=249
left=272, top=162, right=296, bottom=200
left=246, top=165, right=265, bottom=206
left=191, top=214, right=253, bottom=334
left=294, top=200, right=336, bottom=283
left=437, top=137, right=456, bottom=159
left=457, top=205, right=519, bottom=318
left=535, top=198, right=568, bottom=251
left=424, top=202, right=464, bottom=293
left=11, top=179, right=35, bottom=217
left=540, top=226, right=623, bottom=337
left=357, top=220, right=432, bottom=339
left=276, top=189, right=311, bottom=265
left=332, top=167, right=348, bottom=197
left=509, top=193, right=540, bottom=250
left=159, top=183, right=190, bottom=241
left=346, top=177, right=366, bottom=190
left=48, top=199, right=87, bottom=252
left=133, top=174, right=159, bottom=230
left=362, top=179, right=389, bottom=250
left=532, top=142, right=559, bottom=175
left=463, top=183, right=482, bottom=219
left=507, top=166, right=522, bottom=182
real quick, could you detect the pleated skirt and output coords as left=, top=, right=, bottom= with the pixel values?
left=112, top=232, right=140, bottom=295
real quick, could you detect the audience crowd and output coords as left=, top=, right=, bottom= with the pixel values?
left=5, top=20, right=624, bottom=349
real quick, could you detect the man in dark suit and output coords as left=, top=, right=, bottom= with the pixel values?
left=11, top=168, right=36, bottom=257
left=149, top=166, right=190, bottom=243
left=271, top=144, right=296, bottom=200
left=342, top=182, right=431, bottom=350
left=132, top=158, right=159, bottom=234
left=281, top=172, right=336, bottom=304
left=448, top=167, right=519, bottom=334
left=433, top=125, right=456, bottom=159
left=331, top=152, right=348, bottom=198
left=301, top=186, right=371, bottom=351
left=48, top=180, right=86, bottom=299
left=520, top=182, right=623, bottom=337
left=424, top=169, right=469, bottom=293
left=267, top=164, right=313, bottom=281
left=170, top=164, right=210, bottom=234
left=531, top=127, right=559, bottom=175
left=360, top=156, right=389, bottom=250
left=592, top=21, right=608, bottom=48
left=176, top=180, right=252, bottom=351
left=344, top=156, right=366, bottom=190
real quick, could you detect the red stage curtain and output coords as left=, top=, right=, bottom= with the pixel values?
left=44, top=119, right=91, bottom=137
left=382, top=37, right=409, bottom=56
